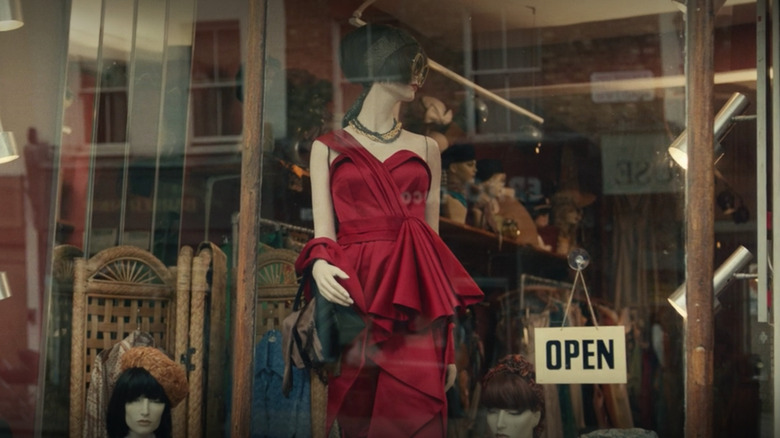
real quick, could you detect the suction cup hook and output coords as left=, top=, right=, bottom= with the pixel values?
left=568, top=248, right=590, bottom=271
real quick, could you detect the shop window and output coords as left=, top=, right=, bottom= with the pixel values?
left=190, top=20, right=243, bottom=146
left=470, top=11, right=542, bottom=138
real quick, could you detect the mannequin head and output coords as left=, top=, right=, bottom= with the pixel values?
left=475, top=159, right=507, bottom=199
left=340, top=24, right=428, bottom=127
left=481, top=355, right=544, bottom=438
left=532, top=199, right=552, bottom=227
left=442, top=143, right=477, bottom=186
left=551, top=193, right=582, bottom=229
left=106, top=347, right=188, bottom=438
left=107, top=367, right=171, bottom=438
left=339, top=23, right=427, bottom=87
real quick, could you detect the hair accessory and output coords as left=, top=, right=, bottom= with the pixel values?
left=482, top=354, right=536, bottom=385
left=410, top=52, right=429, bottom=86
left=482, top=354, right=544, bottom=411
left=120, top=346, right=189, bottom=407
left=348, top=117, right=402, bottom=143
left=422, top=96, right=452, bottom=125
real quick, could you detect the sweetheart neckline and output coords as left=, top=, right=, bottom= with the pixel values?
left=331, top=148, right=430, bottom=171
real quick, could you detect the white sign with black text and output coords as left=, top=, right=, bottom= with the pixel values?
left=534, top=326, right=627, bottom=384
left=600, top=133, right=682, bottom=195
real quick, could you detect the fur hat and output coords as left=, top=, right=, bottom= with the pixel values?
left=120, top=346, right=189, bottom=407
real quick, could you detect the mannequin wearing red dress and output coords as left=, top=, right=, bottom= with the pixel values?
left=298, top=24, right=483, bottom=437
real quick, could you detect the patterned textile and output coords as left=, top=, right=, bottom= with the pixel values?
left=83, top=331, right=155, bottom=438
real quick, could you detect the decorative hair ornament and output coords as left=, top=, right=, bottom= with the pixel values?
left=482, top=354, right=537, bottom=387
left=120, top=346, right=189, bottom=407
left=422, top=96, right=452, bottom=125
left=348, top=117, right=403, bottom=143
left=410, top=52, right=429, bottom=86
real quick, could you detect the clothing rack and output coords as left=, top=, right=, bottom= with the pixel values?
left=518, top=273, right=574, bottom=310
left=259, top=218, right=314, bottom=236
left=229, top=213, right=315, bottom=267
left=493, top=274, right=574, bottom=359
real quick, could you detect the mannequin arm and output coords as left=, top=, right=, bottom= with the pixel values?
left=445, top=363, right=457, bottom=391
left=310, top=140, right=337, bottom=240
left=424, top=136, right=441, bottom=233
left=309, top=140, right=352, bottom=306
left=444, top=321, right=456, bottom=390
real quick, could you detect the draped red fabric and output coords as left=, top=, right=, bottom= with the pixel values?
left=296, top=130, right=483, bottom=436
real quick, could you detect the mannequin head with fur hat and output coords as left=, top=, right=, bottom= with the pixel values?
left=106, top=347, right=188, bottom=438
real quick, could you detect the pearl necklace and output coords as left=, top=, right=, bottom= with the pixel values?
left=348, top=117, right=402, bottom=144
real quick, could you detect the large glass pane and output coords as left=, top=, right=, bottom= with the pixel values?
left=246, top=2, right=764, bottom=438
left=2, top=0, right=767, bottom=437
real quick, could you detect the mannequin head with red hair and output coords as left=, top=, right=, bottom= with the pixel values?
left=481, top=354, right=545, bottom=438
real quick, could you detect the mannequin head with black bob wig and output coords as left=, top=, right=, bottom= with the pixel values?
left=481, top=354, right=545, bottom=438
left=106, top=347, right=188, bottom=438
left=339, top=23, right=428, bottom=129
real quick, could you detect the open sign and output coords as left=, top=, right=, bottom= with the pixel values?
left=534, top=326, right=627, bottom=384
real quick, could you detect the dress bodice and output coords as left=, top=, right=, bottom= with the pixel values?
left=330, top=149, right=430, bottom=224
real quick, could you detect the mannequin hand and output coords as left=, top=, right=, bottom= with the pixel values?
left=311, top=259, right=353, bottom=307
left=445, top=364, right=457, bottom=391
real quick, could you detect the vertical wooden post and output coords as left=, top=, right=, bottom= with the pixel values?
left=684, top=1, right=715, bottom=437
left=231, top=0, right=266, bottom=436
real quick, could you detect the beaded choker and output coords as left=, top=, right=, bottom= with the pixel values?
left=348, top=117, right=402, bottom=143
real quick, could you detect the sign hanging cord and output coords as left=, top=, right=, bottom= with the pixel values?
left=560, top=268, right=599, bottom=329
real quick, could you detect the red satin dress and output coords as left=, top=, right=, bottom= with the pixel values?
left=297, top=131, right=483, bottom=437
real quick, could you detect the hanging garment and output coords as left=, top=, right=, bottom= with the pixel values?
left=83, top=330, right=156, bottom=438
left=252, top=329, right=311, bottom=438
left=296, top=130, right=483, bottom=437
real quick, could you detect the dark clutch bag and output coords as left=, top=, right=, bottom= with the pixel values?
left=314, top=290, right=366, bottom=363
left=282, top=273, right=365, bottom=395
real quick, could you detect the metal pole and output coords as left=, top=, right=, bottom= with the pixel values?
left=684, top=0, right=715, bottom=436
left=231, top=0, right=266, bottom=436
left=755, top=0, right=768, bottom=324
left=770, top=0, right=780, bottom=435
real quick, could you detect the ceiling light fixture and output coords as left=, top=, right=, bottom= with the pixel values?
left=668, top=92, right=750, bottom=170
left=0, top=271, right=12, bottom=300
left=0, top=116, right=19, bottom=164
left=0, top=0, right=23, bottom=31
left=667, top=245, right=753, bottom=318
